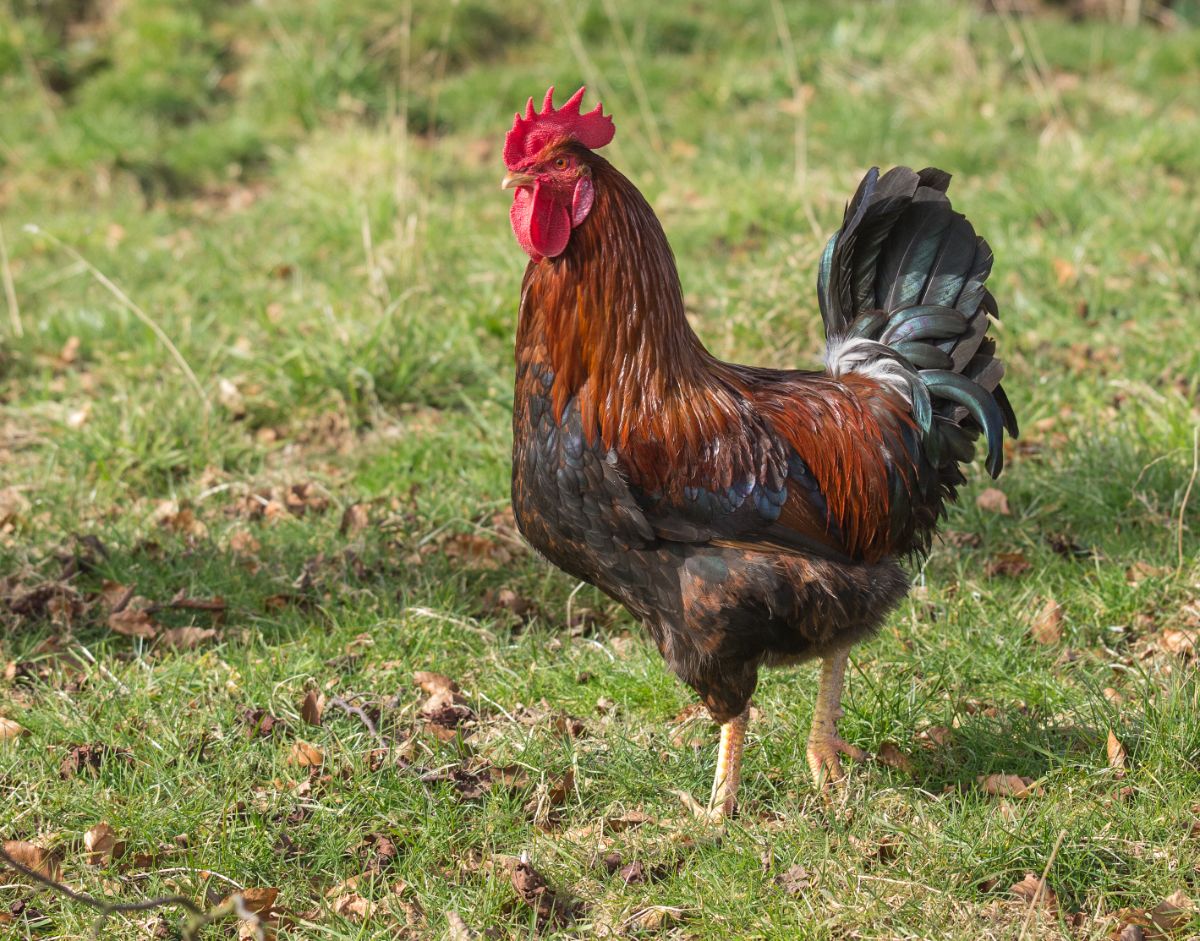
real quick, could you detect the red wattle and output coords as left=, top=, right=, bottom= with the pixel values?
left=510, top=181, right=571, bottom=261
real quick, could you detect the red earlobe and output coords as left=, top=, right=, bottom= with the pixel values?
left=571, top=176, right=594, bottom=227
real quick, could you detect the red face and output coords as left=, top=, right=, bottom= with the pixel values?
left=503, top=147, right=595, bottom=262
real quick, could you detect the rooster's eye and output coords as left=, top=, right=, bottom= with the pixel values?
left=554, top=157, right=569, bottom=170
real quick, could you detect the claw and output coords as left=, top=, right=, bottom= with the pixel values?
left=673, top=789, right=731, bottom=823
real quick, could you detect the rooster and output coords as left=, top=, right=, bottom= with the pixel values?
left=501, top=87, right=1017, bottom=818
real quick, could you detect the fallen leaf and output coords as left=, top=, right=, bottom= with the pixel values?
left=153, top=501, right=208, bottom=539
left=66, top=404, right=91, bottom=429
left=83, top=822, right=123, bottom=866
left=1148, top=890, right=1194, bottom=936
left=1011, top=872, right=1057, bottom=912
left=413, top=671, right=459, bottom=696
left=0, top=716, right=27, bottom=742
left=58, top=335, right=81, bottom=365
left=242, top=708, right=285, bottom=739
left=287, top=741, right=324, bottom=769
left=480, top=587, right=539, bottom=624
left=162, top=590, right=227, bottom=614
left=418, top=673, right=474, bottom=738
left=0, top=487, right=30, bottom=528
left=977, top=773, right=1043, bottom=799
left=619, top=860, right=647, bottom=885
left=775, top=863, right=813, bottom=895
left=300, top=690, right=324, bottom=727
left=1106, top=730, right=1127, bottom=771
left=624, top=906, right=685, bottom=932
left=285, top=483, right=329, bottom=516
left=942, top=529, right=983, bottom=548
left=326, top=880, right=376, bottom=920
left=976, top=487, right=1011, bottom=515
left=433, top=528, right=517, bottom=570
left=1052, top=257, right=1076, bottom=286
left=2, top=840, right=62, bottom=880
left=1159, top=628, right=1197, bottom=656
left=339, top=503, right=370, bottom=537
left=553, top=713, right=586, bottom=739
left=238, top=887, right=279, bottom=918
left=446, top=911, right=477, bottom=941
left=917, top=725, right=953, bottom=748
left=107, top=606, right=158, bottom=639
left=1030, top=598, right=1064, bottom=645
left=99, top=580, right=133, bottom=610
left=59, top=742, right=130, bottom=779
left=217, top=379, right=247, bottom=419
left=1126, top=562, right=1169, bottom=585
left=875, top=741, right=915, bottom=774
left=852, top=833, right=901, bottom=864
left=228, top=530, right=261, bottom=557
left=986, top=551, right=1031, bottom=578
left=509, top=856, right=579, bottom=928
left=158, top=627, right=217, bottom=651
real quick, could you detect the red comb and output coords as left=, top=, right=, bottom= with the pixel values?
left=503, top=86, right=615, bottom=170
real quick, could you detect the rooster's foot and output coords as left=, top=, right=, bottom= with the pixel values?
left=806, top=733, right=867, bottom=790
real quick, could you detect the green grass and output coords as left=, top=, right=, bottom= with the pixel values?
left=2, top=0, right=1199, bottom=938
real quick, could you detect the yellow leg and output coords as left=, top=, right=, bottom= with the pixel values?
left=708, top=707, right=750, bottom=818
left=806, top=647, right=867, bottom=789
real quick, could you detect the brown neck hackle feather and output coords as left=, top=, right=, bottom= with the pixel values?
left=516, top=152, right=906, bottom=561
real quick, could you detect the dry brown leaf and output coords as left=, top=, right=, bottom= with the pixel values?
left=509, top=856, right=579, bottom=928
left=625, top=906, right=685, bottom=932
left=58, top=335, right=81, bottom=365
left=1106, top=730, right=1127, bottom=771
left=977, top=773, right=1043, bottom=799
left=918, top=725, right=953, bottom=748
left=1126, top=562, right=1169, bottom=585
left=217, top=378, right=247, bottom=418
left=446, top=911, right=477, bottom=941
left=0, top=716, right=27, bottom=742
left=1148, top=890, right=1194, bottom=936
left=107, top=606, right=158, bottom=639
left=239, top=887, right=279, bottom=917
left=876, top=741, right=915, bottom=774
left=775, top=863, right=814, bottom=895
left=339, top=503, right=370, bottom=537
left=0, top=487, right=31, bottom=528
left=300, top=690, right=324, bottom=727
left=1159, top=629, right=1197, bottom=656
left=1030, top=598, right=1064, bottom=645
left=228, top=530, right=261, bottom=557
left=154, top=501, right=208, bottom=539
left=986, top=551, right=1032, bottom=578
left=59, top=742, right=130, bottom=778
left=413, top=671, right=459, bottom=696
left=2, top=840, right=62, bottom=880
left=976, top=487, right=1011, bottom=515
left=287, top=741, right=324, bottom=769
left=1052, top=257, right=1076, bottom=286
left=328, top=883, right=374, bottom=921
left=1011, top=872, right=1057, bottom=912
left=439, top=532, right=513, bottom=570
left=159, top=627, right=217, bottom=651
left=83, top=822, right=123, bottom=866
left=99, top=580, right=132, bottom=609
left=285, top=482, right=329, bottom=516
left=66, top=404, right=91, bottom=429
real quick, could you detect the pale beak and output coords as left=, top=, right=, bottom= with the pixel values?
left=501, top=171, right=535, bottom=190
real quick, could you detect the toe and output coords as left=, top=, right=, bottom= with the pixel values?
left=807, top=735, right=865, bottom=788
